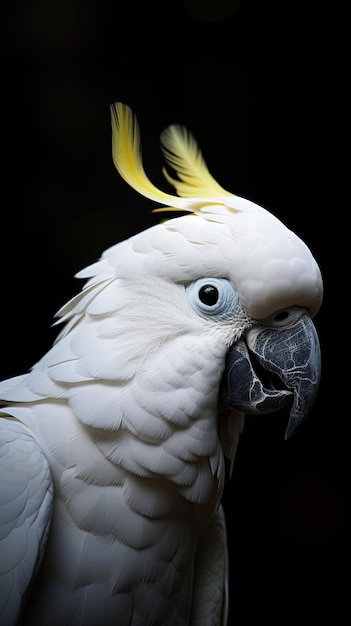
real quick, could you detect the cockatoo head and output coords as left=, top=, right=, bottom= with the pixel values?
left=58, top=103, right=322, bottom=442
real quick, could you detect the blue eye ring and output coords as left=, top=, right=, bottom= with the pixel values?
left=185, top=278, right=238, bottom=320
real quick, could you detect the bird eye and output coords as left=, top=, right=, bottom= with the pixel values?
left=262, top=306, right=306, bottom=328
left=186, top=278, right=238, bottom=320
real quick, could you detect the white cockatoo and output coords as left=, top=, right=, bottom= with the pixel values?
left=0, top=103, right=323, bottom=626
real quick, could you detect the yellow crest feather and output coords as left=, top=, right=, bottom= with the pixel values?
left=110, top=102, right=232, bottom=215
left=110, top=102, right=176, bottom=206
left=160, top=124, right=231, bottom=199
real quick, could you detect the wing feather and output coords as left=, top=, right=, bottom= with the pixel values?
left=0, top=419, right=53, bottom=625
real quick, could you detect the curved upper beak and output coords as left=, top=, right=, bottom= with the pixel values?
left=219, top=313, right=321, bottom=439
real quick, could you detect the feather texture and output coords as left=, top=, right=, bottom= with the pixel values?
left=111, top=102, right=227, bottom=215
left=0, top=420, right=53, bottom=626
left=111, top=103, right=193, bottom=211
left=160, top=124, right=232, bottom=200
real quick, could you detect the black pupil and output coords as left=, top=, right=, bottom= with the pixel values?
left=199, top=285, right=219, bottom=306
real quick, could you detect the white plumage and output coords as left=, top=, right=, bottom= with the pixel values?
left=0, top=103, right=323, bottom=625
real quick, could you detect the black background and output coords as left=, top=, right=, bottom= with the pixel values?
left=0, top=1, right=347, bottom=623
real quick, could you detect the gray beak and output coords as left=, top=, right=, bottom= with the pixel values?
left=219, top=313, right=321, bottom=439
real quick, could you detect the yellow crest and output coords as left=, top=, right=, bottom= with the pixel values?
left=110, top=102, right=236, bottom=215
